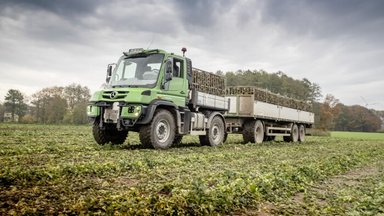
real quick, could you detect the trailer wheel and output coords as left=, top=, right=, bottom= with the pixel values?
left=139, top=109, right=175, bottom=149
left=242, top=121, right=253, bottom=144
left=291, top=124, right=299, bottom=142
left=254, top=120, right=264, bottom=143
left=283, top=136, right=291, bottom=142
left=199, top=115, right=225, bottom=146
left=242, top=120, right=264, bottom=144
left=298, top=125, right=306, bottom=142
left=284, top=124, right=299, bottom=142
left=264, top=136, right=275, bottom=142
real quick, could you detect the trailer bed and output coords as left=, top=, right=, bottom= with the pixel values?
left=226, top=95, right=314, bottom=124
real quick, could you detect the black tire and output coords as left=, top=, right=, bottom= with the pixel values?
left=199, top=116, right=225, bottom=147
left=242, top=121, right=254, bottom=144
left=92, top=119, right=128, bottom=145
left=199, top=135, right=210, bottom=146
left=264, top=135, right=275, bottom=142
left=283, top=136, right=291, bottom=142
left=173, top=135, right=183, bottom=146
left=139, top=124, right=153, bottom=148
left=223, top=133, right=228, bottom=143
left=139, top=109, right=175, bottom=149
left=242, top=120, right=264, bottom=144
left=298, top=125, right=306, bottom=142
left=110, top=130, right=128, bottom=145
left=92, top=119, right=110, bottom=145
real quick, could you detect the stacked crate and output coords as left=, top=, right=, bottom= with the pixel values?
left=226, top=86, right=313, bottom=112
left=192, top=68, right=226, bottom=96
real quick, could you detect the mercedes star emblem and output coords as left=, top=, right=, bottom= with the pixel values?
left=110, top=91, right=117, bottom=99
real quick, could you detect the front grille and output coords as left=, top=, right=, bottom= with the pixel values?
left=102, top=91, right=129, bottom=99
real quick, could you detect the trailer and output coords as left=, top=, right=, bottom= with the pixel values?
left=87, top=48, right=314, bottom=149
left=225, top=86, right=314, bottom=143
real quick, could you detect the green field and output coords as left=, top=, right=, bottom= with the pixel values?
left=1, top=124, right=384, bottom=215
left=332, top=131, right=384, bottom=140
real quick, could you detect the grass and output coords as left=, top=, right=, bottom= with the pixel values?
left=332, top=131, right=384, bottom=140
left=0, top=124, right=384, bottom=215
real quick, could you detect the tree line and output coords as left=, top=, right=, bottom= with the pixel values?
left=317, top=95, right=382, bottom=132
left=0, top=84, right=90, bottom=124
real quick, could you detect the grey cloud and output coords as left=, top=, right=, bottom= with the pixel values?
left=172, top=0, right=235, bottom=30
left=0, top=0, right=104, bottom=17
left=260, top=0, right=384, bottom=40
left=0, top=1, right=97, bottom=45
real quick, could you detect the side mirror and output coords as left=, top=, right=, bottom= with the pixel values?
left=106, top=64, right=114, bottom=83
left=165, top=60, right=173, bottom=81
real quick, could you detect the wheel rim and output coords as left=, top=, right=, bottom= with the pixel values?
left=211, top=124, right=221, bottom=143
left=255, top=126, right=264, bottom=143
left=156, top=120, right=170, bottom=143
left=292, top=125, right=299, bottom=142
left=299, top=125, right=305, bottom=141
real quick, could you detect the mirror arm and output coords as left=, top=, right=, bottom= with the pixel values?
left=106, top=63, right=115, bottom=83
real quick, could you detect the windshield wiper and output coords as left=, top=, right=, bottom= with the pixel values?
left=112, top=85, right=140, bottom=88
left=112, top=85, right=128, bottom=88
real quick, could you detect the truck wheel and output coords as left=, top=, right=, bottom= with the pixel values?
left=139, top=109, right=175, bottom=149
left=199, top=116, right=225, bottom=146
left=92, top=119, right=110, bottom=145
left=298, top=125, right=306, bottom=142
left=173, top=135, right=183, bottom=146
left=110, top=129, right=128, bottom=145
left=242, top=120, right=264, bottom=144
left=223, top=133, right=228, bottom=143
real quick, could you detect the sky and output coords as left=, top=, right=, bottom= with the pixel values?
left=0, top=0, right=383, bottom=110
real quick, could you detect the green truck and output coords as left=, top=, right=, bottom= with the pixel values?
left=87, top=48, right=314, bottom=149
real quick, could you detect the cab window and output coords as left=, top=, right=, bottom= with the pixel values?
left=173, top=58, right=184, bottom=78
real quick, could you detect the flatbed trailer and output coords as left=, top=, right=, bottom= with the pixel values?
left=225, top=87, right=314, bottom=143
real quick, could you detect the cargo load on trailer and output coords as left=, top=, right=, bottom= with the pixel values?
left=192, top=68, right=226, bottom=96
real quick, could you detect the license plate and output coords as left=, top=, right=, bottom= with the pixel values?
left=103, top=102, right=119, bottom=123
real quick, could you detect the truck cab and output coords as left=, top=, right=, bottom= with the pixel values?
left=87, top=48, right=227, bottom=149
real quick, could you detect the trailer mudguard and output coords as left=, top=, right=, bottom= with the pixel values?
left=136, top=99, right=177, bottom=125
left=207, top=112, right=226, bottom=129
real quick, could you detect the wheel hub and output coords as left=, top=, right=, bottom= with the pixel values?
left=211, top=124, right=221, bottom=142
left=156, top=120, right=170, bottom=142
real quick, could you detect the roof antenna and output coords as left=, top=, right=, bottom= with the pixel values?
left=181, top=47, right=187, bottom=57
left=147, top=34, right=155, bottom=49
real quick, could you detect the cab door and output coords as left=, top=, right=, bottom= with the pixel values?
left=163, top=57, right=188, bottom=106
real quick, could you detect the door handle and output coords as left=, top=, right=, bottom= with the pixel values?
left=180, top=91, right=185, bottom=94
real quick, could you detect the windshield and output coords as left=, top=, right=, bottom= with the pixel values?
left=109, top=53, right=164, bottom=88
